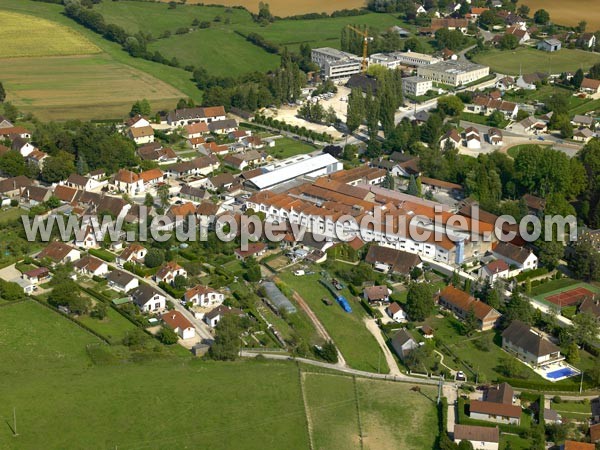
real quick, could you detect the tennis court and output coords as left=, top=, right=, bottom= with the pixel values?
left=545, top=287, right=596, bottom=308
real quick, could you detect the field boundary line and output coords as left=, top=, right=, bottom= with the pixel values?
left=353, top=375, right=364, bottom=449
left=298, top=366, right=314, bottom=450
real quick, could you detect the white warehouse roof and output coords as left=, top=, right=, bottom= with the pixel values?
left=248, top=153, right=342, bottom=190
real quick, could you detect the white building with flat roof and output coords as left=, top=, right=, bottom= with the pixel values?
left=402, top=76, right=433, bottom=97
left=417, top=60, right=490, bottom=86
left=246, top=154, right=343, bottom=190
left=370, top=51, right=440, bottom=69
left=312, top=47, right=362, bottom=79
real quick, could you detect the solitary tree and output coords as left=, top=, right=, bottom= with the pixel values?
left=533, top=9, right=550, bottom=25
left=0, top=82, right=5, bottom=103
left=157, top=184, right=170, bottom=208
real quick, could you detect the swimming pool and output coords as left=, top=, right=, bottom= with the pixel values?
left=546, top=367, right=578, bottom=380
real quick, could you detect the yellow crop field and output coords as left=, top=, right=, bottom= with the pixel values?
left=0, top=11, right=100, bottom=58
left=523, top=0, right=600, bottom=30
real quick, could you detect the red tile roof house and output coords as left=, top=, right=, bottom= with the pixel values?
left=478, top=259, right=510, bottom=286
left=386, top=302, right=407, bottom=322
left=73, top=255, right=109, bottom=277
left=161, top=310, right=195, bottom=339
left=22, top=267, right=50, bottom=284
left=35, top=242, right=81, bottom=265
left=469, top=399, right=522, bottom=425
left=184, top=285, right=225, bottom=307
left=113, top=169, right=144, bottom=195
left=363, top=285, right=392, bottom=303
left=437, top=285, right=502, bottom=331
left=154, top=261, right=187, bottom=286
left=116, top=244, right=148, bottom=267
left=234, top=242, right=267, bottom=261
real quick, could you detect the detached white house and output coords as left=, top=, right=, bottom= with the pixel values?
left=36, top=242, right=81, bottom=265
left=387, top=302, right=407, bottom=322
left=479, top=259, right=510, bottom=286
left=492, top=242, right=538, bottom=272
left=502, top=320, right=563, bottom=368
left=73, top=255, right=109, bottom=277
left=155, top=261, right=187, bottom=286
left=453, top=424, right=500, bottom=450
left=184, top=285, right=224, bottom=307
left=204, top=305, right=244, bottom=327
left=161, top=310, right=195, bottom=339
left=131, top=284, right=166, bottom=313
left=117, top=244, right=147, bottom=266
left=106, top=269, right=139, bottom=293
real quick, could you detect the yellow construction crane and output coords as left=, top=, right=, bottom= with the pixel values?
left=347, top=25, right=369, bottom=73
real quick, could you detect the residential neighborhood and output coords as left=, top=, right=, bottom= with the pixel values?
left=1, top=0, right=600, bottom=448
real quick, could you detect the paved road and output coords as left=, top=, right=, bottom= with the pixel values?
left=117, top=265, right=214, bottom=341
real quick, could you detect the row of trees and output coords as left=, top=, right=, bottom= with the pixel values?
left=346, top=68, right=404, bottom=141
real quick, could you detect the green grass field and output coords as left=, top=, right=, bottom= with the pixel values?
left=279, top=271, right=389, bottom=373
left=0, top=10, right=99, bottom=58
left=267, top=137, right=318, bottom=159
left=148, top=28, right=281, bottom=77
left=77, top=304, right=138, bottom=344
left=473, top=47, right=600, bottom=75
left=0, top=298, right=441, bottom=449
left=303, top=372, right=439, bottom=450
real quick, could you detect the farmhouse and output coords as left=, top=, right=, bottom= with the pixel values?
left=453, top=424, right=499, bottom=450
left=131, top=284, right=166, bottom=313
left=161, top=311, right=195, bottom=339
left=20, top=185, right=51, bottom=206
left=113, top=169, right=144, bottom=195
left=390, top=329, right=418, bottom=361
left=36, top=242, right=81, bottom=265
left=502, top=320, right=562, bottom=367
left=184, top=285, right=224, bottom=307
left=437, top=285, right=501, bottom=331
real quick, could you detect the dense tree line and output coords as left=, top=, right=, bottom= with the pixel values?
left=341, top=25, right=404, bottom=56
left=194, top=50, right=306, bottom=110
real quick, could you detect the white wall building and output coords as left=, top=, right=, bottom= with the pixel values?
left=402, top=76, right=433, bottom=97
left=417, top=60, right=490, bottom=86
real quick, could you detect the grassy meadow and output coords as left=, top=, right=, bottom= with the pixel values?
left=279, top=271, right=390, bottom=374
left=0, top=11, right=99, bottom=58
left=0, top=299, right=441, bottom=449
left=1, top=54, right=184, bottom=121
left=473, top=47, right=600, bottom=75
left=166, top=0, right=367, bottom=16
left=302, top=372, right=440, bottom=450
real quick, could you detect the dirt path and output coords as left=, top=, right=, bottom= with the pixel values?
left=434, top=350, right=457, bottom=377
left=291, top=290, right=347, bottom=367
left=364, top=318, right=401, bottom=377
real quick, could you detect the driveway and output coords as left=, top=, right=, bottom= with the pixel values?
left=0, top=264, right=21, bottom=282
left=364, top=318, right=402, bottom=376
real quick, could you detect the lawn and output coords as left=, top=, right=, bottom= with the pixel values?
left=279, top=271, right=389, bottom=373
left=459, top=111, right=508, bottom=128
left=0, top=207, right=26, bottom=224
left=148, top=27, right=281, bottom=77
left=501, top=434, right=532, bottom=450
left=473, top=47, right=600, bottom=75
left=303, top=373, right=439, bottom=450
left=530, top=278, right=580, bottom=297
left=267, top=137, right=319, bottom=159
left=0, top=10, right=99, bottom=58
left=77, top=304, right=138, bottom=344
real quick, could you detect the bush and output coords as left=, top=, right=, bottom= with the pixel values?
left=158, top=326, right=179, bottom=345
